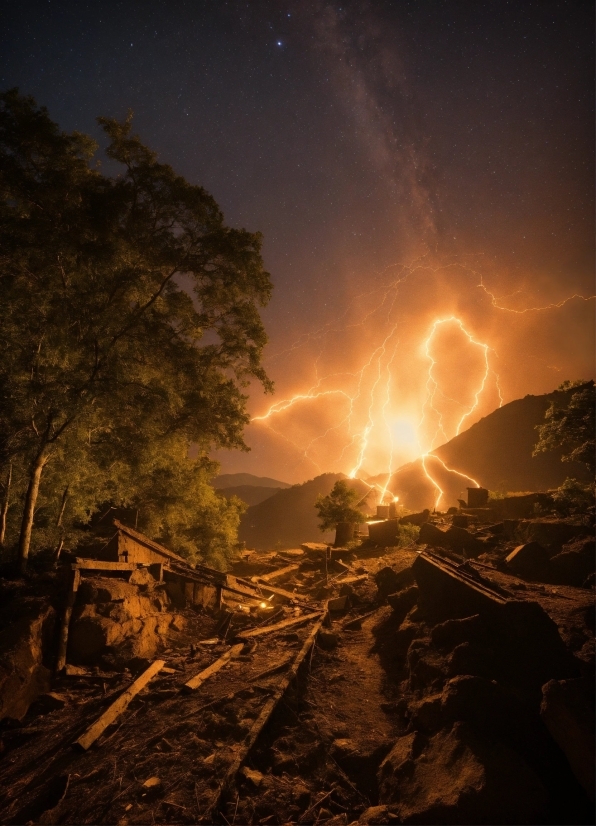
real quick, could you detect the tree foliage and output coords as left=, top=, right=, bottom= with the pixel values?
left=533, top=381, right=595, bottom=476
left=0, top=89, right=272, bottom=570
left=314, top=480, right=364, bottom=532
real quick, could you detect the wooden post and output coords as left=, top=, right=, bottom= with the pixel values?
left=55, top=568, right=81, bottom=673
left=236, top=611, right=323, bottom=641
left=74, top=660, right=165, bottom=751
left=182, top=643, right=244, bottom=693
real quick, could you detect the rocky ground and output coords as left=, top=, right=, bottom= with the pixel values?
left=0, top=499, right=594, bottom=825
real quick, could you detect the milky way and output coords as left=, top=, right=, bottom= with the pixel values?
left=2, top=0, right=593, bottom=481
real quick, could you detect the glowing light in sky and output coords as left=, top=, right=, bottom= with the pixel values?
left=250, top=254, right=595, bottom=506
left=253, top=313, right=496, bottom=493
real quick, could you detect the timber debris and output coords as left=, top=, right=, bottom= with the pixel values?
left=0, top=490, right=594, bottom=825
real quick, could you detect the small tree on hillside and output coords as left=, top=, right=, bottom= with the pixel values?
left=533, top=380, right=595, bottom=475
left=315, top=480, right=363, bottom=547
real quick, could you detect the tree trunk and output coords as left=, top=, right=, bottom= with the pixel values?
left=334, top=521, right=355, bottom=548
left=56, top=486, right=69, bottom=527
left=18, top=450, right=49, bottom=574
left=52, top=536, right=65, bottom=568
left=0, top=462, right=12, bottom=547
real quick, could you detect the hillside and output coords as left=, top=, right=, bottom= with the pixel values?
left=217, top=485, right=283, bottom=508
left=370, top=384, right=592, bottom=511
left=213, top=473, right=291, bottom=490
left=238, top=473, right=373, bottom=551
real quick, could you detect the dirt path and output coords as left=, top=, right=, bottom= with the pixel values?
left=222, top=606, right=405, bottom=824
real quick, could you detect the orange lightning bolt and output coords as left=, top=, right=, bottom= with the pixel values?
left=249, top=253, right=591, bottom=501
left=478, top=277, right=596, bottom=313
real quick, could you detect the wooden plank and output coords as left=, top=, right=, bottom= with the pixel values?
left=334, top=574, right=368, bottom=586
left=74, top=660, right=165, bottom=751
left=236, top=612, right=322, bottom=640
left=55, top=568, right=81, bottom=673
left=259, top=564, right=300, bottom=583
left=207, top=612, right=326, bottom=820
left=253, top=580, right=314, bottom=606
left=182, top=643, right=244, bottom=693
left=72, top=559, right=138, bottom=571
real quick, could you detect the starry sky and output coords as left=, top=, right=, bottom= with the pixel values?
left=2, top=0, right=594, bottom=483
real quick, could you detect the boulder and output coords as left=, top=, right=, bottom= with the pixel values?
left=443, top=526, right=485, bottom=558
left=400, top=509, right=430, bottom=527
left=378, top=722, right=549, bottom=824
left=448, top=641, right=497, bottom=681
left=0, top=600, right=55, bottom=721
left=386, top=586, right=419, bottom=624
left=548, top=538, right=595, bottom=587
left=68, top=575, right=174, bottom=668
left=394, top=618, right=419, bottom=657
left=505, top=542, right=550, bottom=580
left=301, top=542, right=330, bottom=557
left=418, top=522, right=448, bottom=547
left=129, top=567, right=159, bottom=587
left=440, top=675, right=524, bottom=740
left=409, top=694, right=443, bottom=733
left=515, top=520, right=589, bottom=553
left=375, top=566, right=414, bottom=601
left=328, top=595, right=349, bottom=612
left=431, top=614, right=483, bottom=650
left=418, top=523, right=485, bottom=557
left=541, top=677, right=595, bottom=802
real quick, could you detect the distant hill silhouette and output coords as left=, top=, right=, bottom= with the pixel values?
left=238, top=473, right=373, bottom=551
left=213, top=473, right=291, bottom=490
left=369, top=384, right=592, bottom=511
left=217, top=485, right=283, bottom=508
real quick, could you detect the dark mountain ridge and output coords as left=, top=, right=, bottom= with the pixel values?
left=217, top=485, right=283, bottom=508
left=238, top=473, right=372, bottom=551
left=241, top=386, right=591, bottom=547
left=213, top=473, right=291, bottom=490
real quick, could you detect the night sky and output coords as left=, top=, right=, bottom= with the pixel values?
left=3, top=1, right=594, bottom=483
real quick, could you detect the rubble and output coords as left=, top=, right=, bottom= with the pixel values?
left=549, top=537, right=595, bottom=587
left=505, top=541, right=551, bottom=579
left=377, top=723, right=549, bottom=824
left=541, top=677, right=595, bottom=802
left=0, top=595, right=55, bottom=721
left=0, top=499, right=594, bottom=825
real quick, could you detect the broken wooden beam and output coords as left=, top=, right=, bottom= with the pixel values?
left=336, top=574, right=368, bottom=586
left=55, top=568, right=81, bottom=673
left=182, top=643, right=244, bottom=693
left=74, top=660, right=165, bottom=751
left=253, top=581, right=315, bottom=607
left=209, top=612, right=326, bottom=819
left=235, top=612, right=323, bottom=641
left=72, top=559, right=138, bottom=572
left=257, top=564, right=300, bottom=583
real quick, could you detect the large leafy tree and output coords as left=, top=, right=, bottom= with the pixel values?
left=534, top=380, right=595, bottom=476
left=0, top=89, right=272, bottom=571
